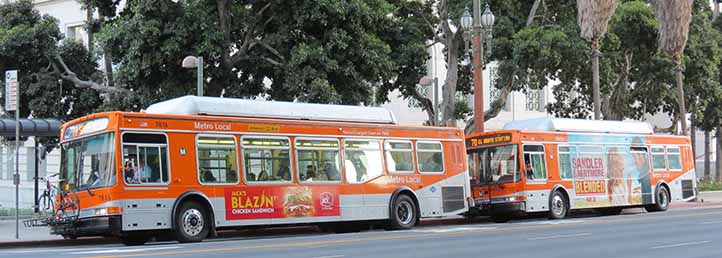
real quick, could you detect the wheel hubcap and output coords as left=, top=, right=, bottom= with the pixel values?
left=182, top=209, right=204, bottom=236
left=397, top=201, right=413, bottom=225
left=552, top=195, right=565, bottom=217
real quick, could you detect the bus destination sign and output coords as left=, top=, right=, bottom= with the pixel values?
left=466, top=133, right=512, bottom=148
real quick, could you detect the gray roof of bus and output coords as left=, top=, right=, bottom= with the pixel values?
left=144, top=95, right=398, bottom=124
left=502, top=118, right=654, bottom=135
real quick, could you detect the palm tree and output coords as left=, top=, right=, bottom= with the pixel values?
left=654, top=0, right=692, bottom=136
left=576, top=0, right=617, bottom=120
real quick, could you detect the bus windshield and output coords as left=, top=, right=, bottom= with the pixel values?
left=468, top=144, right=519, bottom=184
left=60, top=133, right=116, bottom=190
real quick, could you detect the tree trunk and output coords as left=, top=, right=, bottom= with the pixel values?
left=705, top=129, right=711, bottom=181
left=714, top=0, right=720, bottom=22
left=527, top=0, right=542, bottom=26
left=592, top=38, right=601, bottom=120
left=691, top=113, right=696, bottom=159
left=86, top=4, right=94, bottom=54
left=99, top=16, right=114, bottom=87
left=441, top=34, right=461, bottom=126
left=715, top=126, right=722, bottom=182
left=675, top=59, right=688, bottom=135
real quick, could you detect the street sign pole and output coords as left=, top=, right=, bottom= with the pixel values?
left=6, top=70, right=19, bottom=239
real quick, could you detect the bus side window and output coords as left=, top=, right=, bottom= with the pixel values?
left=651, top=147, right=666, bottom=170
left=295, top=138, right=342, bottom=182
left=344, top=140, right=383, bottom=183
left=417, top=141, right=444, bottom=173
left=385, top=141, right=414, bottom=173
left=196, top=135, right=239, bottom=184
left=242, top=137, right=292, bottom=183
left=122, top=133, right=170, bottom=185
left=523, top=145, right=547, bottom=181
left=667, top=147, right=682, bottom=170
left=558, top=146, right=574, bottom=179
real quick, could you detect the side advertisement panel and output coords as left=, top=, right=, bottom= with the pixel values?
left=224, top=186, right=340, bottom=220
left=567, top=135, right=653, bottom=208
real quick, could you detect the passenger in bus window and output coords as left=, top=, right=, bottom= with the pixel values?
left=246, top=172, right=256, bottom=181
left=525, top=159, right=534, bottom=180
left=278, top=165, right=291, bottom=181
left=315, top=165, right=329, bottom=181
left=137, top=156, right=153, bottom=183
left=324, top=163, right=340, bottom=181
left=304, top=165, right=316, bottom=181
left=258, top=170, right=269, bottom=181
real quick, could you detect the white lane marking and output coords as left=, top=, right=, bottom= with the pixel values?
left=527, top=232, right=592, bottom=241
left=701, top=221, right=722, bottom=225
left=69, top=246, right=180, bottom=254
left=310, top=255, right=344, bottom=258
left=650, top=241, right=710, bottom=250
left=529, top=219, right=584, bottom=225
left=6, top=247, right=112, bottom=254
left=411, top=226, right=497, bottom=233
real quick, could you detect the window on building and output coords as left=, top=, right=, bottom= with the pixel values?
left=417, top=142, right=444, bottom=173
left=66, top=24, right=85, bottom=43
left=525, top=89, right=544, bottom=112
left=122, top=133, right=169, bottom=185
left=197, top=136, right=238, bottom=184
left=296, top=138, right=341, bottom=182
left=242, top=137, right=291, bottom=182
left=385, top=141, right=414, bottom=173
left=667, top=147, right=682, bottom=170
left=558, top=146, right=574, bottom=179
left=344, top=140, right=384, bottom=183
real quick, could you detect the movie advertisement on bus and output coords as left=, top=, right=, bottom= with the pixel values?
left=568, top=135, right=653, bottom=208
left=224, top=186, right=340, bottom=220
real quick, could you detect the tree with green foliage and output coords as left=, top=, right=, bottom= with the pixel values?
left=0, top=0, right=105, bottom=147
left=97, top=0, right=432, bottom=111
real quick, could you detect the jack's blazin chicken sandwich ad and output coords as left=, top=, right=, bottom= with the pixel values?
left=224, top=186, right=339, bottom=220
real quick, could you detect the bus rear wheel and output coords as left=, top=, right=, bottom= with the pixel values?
left=388, top=195, right=417, bottom=230
left=645, top=186, right=670, bottom=212
left=548, top=191, right=568, bottom=220
left=174, top=201, right=210, bottom=243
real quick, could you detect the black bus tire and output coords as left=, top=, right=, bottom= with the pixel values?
left=174, top=201, right=210, bottom=243
left=388, top=195, right=418, bottom=230
left=645, top=186, right=670, bottom=212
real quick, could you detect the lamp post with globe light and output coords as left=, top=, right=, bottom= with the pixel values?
left=460, top=2, right=495, bottom=133
left=182, top=56, right=204, bottom=96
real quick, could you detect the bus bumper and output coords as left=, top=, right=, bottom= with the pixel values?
left=50, top=215, right=122, bottom=237
left=473, top=200, right=526, bottom=215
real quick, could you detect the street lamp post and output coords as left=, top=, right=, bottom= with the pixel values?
left=461, top=1, right=495, bottom=133
left=182, top=56, right=204, bottom=96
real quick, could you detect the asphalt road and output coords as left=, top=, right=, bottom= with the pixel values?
left=2, top=207, right=722, bottom=258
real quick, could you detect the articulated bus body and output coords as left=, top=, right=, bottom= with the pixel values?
left=466, top=119, right=696, bottom=221
left=52, top=96, right=469, bottom=244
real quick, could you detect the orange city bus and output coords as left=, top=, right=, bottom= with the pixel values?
left=50, top=96, right=470, bottom=245
left=466, top=118, right=696, bottom=222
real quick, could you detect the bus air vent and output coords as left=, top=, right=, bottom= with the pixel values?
left=442, top=186, right=465, bottom=212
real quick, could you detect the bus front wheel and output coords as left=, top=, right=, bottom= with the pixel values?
left=548, top=191, right=568, bottom=220
left=645, top=186, right=670, bottom=212
left=174, top=201, right=210, bottom=243
left=388, top=195, right=418, bottom=230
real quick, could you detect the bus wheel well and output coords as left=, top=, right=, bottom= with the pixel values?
left=390, top=189, right=420, bottom=224
left=173, top=194, right=216, bottom=235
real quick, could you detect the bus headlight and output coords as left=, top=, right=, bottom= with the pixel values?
left=94, top=206, right=123, bottom=216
